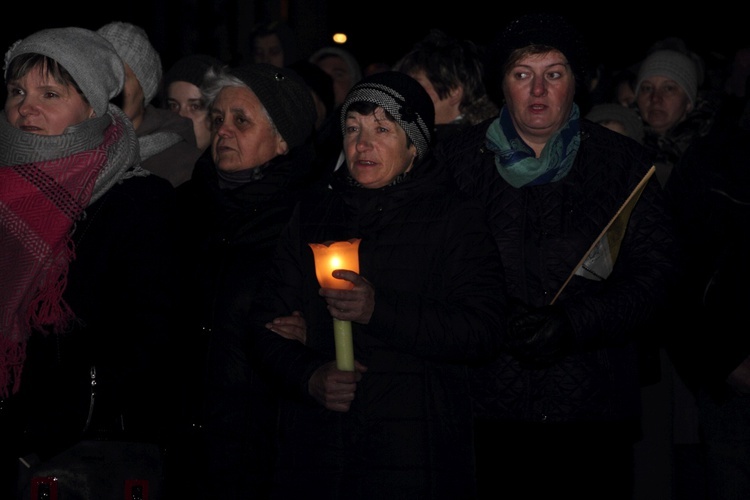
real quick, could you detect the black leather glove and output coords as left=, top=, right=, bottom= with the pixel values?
left=505, top=303, right=574, bottom=367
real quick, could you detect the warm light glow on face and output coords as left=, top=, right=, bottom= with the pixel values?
left=343, top=108, right=416, bottom=189
left=308, top=239, right=361, bottom=289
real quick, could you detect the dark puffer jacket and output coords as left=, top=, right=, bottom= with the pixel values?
left=234, top=155, right=507, bottom=499
left=173, top=144, right=317, bottom=498
left=664, top=118, right=750, bottom=399
left=436, top=119, right=681, bottom=424
left=3, top=173, right=178, bottom=463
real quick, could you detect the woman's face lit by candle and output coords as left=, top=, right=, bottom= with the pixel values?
left=343, top=106, right=417, bottom=189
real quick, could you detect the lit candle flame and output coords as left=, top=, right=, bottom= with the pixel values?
left=308, top=238, right=361, bottom=371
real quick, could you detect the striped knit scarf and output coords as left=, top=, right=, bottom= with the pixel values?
left=0, top=105, right=145, bottom=398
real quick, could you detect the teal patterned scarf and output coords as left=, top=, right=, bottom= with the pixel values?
left=485, top=103, right=581, bottom=188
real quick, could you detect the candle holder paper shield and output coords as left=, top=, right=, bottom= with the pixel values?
left=308, top=239, right=361, bottom=371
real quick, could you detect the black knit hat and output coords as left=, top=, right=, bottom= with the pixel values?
left=486, top=11, right=589, bottom=94
left=164, top=54, right=224, bottom=88
left=340, top=71, right=434, bottom=159
left=229, top=63, right=316, bottom=149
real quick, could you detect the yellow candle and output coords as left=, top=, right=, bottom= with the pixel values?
left=308, top=239, right=361, bottom=372
left=333, top=318, right=355, bottom=371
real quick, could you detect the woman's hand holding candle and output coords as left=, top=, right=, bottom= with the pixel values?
left=318, top=270, right=375, bottom=324
left=317, top=270, right=373, bottom=371
left=307, top=359, right=369, bottom=412
left=308, top=239, right=366, bottom=371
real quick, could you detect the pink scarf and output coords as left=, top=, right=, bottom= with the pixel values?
left=0, top=119, right=121, bottom=398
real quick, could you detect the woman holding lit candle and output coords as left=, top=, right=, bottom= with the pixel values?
left=232, top=71, right=508, bottom=499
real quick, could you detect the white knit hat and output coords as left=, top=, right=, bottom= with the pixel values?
left=636, top=49, right=698, bottom=105
left=4, top=27, right=124, bottom=117
left=97, top=21, right=162, bottom=106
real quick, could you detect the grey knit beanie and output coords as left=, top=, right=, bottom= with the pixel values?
left=340, top=71, right=434, bottom=159
left=229, top=63, right=316, bottom=149
left=636, top=49, right=698, bottom=105
left=97, top=21, right=162, bottom=106
left=3, top=27, right=124, bottom=118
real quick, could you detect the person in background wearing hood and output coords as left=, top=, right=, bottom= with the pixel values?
left=232, top=71, right=507, bottom=499
left=98, top=21, right=203, bottom=187
left=0, top=26, right=178, bottom=498
left=288, top=59, right=343, bottom=182
left=307, top=46, right=364, bottom=176
left=309, top=45, right=362, bottom=109
left=163, top=53, right=225, bottom=154
left=172, top=63, right=317, bottom=499
left=435, top=12, right=681, bottom=499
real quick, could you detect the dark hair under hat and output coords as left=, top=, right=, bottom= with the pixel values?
left=486, top=11, right=589, bottom=99
left=164, top=54, right=224, bottom=89
left=340, top=71, right=435, bottom=159
left=229, top=63, right=316, bottom=150
left=5, top=27, right=125, bottom=118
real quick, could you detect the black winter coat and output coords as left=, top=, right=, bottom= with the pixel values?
left=174, top=144, right=317, bottom=498
left=436, top=119, right=681, bottom=424
left=664, top=118, right=750, bottom=400
left=235, top=155, right=507, bottom=499
left=3, top=173, right=178, bottom=463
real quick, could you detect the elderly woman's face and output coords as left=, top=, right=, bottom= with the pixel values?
left=4, top=64, right=94, bottom=135
left=343, top=106, right=417, bottom=189
left=209, top=86, right=287, bottom=172
left=502, top=49, right=576, bottom=155
left=636, top=76, right=692, bottom=136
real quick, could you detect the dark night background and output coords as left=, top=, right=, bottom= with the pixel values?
left=1, top=1, right=746, bottom=87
